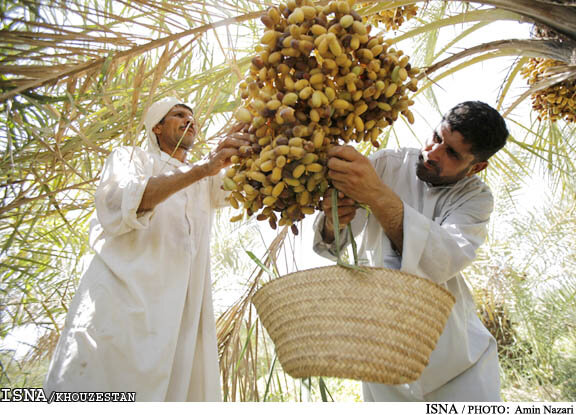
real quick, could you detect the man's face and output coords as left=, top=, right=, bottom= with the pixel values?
left=416, top=121, right=487, bottom=186
left=153, top=105, right=196, bottom=151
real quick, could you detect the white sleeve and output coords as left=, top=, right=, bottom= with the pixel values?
left=94, top=147, right=155, bottom=237
left=312, top=208, right=368, bottom=261
left=400, top=189, right=493, bottom=284
left=312, top=212, right=344, bottom=261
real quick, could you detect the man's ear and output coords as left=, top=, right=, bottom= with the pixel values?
left=152, top=123, right=162, bottom=137
left=467, top=160, right=488, bottom=176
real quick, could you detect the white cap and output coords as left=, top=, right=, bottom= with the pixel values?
left=143, top=97, right=193, bottom=154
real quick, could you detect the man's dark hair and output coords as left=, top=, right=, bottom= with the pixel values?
left=442, top=101, right=509, bottom=162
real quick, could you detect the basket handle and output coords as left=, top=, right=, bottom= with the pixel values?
left=331, top=188, right=361, bottom=268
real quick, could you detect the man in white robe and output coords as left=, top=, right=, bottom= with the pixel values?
left=44, top=97, right=250, bottom=401
left=313, top=101, right=509, bottom=401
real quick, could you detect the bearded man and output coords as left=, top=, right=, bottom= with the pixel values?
left=314, top=101, right=509, bottom=401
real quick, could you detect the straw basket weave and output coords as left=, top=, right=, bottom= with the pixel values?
left=252, top=265, right=455, bottom=385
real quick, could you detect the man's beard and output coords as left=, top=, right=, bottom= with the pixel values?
left=415, top=153, right=470, bottom=186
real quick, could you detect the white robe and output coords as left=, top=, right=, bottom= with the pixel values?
left=44, top=146, right=227, bottom=401
left=313, top=147, right=500, bottom=401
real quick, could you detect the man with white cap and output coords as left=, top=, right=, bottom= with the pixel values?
left=44, top=97, right=250, bottom=401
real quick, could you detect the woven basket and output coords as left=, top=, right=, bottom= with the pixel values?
left=251, top=265, right=455, bottom=385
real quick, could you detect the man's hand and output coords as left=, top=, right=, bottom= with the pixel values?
left=326, top=145, right=405, bottom=253
left=327, top=146, right=386, bottom=206
left=320, top=189, right=358, bottom=243
left=203, top=123, right=252, bottom=176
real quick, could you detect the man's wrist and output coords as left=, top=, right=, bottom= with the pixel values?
left=194, top=158, right=214, bottom=178
left=368, top=187, right=404, bottom=254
